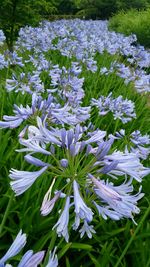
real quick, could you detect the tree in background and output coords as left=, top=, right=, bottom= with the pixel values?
left=56, top=0, right=77, bottom=14
left=74, top=0, right=149, bottom=19
left=0, top=0, right=57, bottom=51
left=116, top=0, right=149, bottom=10
left=74, top=0, right=119, bottom=19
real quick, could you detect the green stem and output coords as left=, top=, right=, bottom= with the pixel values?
left=0, top=193, right=14, bottom=236
left=114, top=204, right=150, bottom=267
left=113, top=118, right=119, bottom=135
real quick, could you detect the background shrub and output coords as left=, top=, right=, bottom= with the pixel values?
left=109, top=8, right=150, bottom=48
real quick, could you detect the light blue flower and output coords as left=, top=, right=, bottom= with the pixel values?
left=93, top=202, right=121, bottom=220
left=91, top=93, right=136, bottom=123
left=85, top=130, right=106, bottom=144
left=10, top=166, right=48, bottom=196
left=90, top=174, right=144, bottom=222
left=46, top=248, right=58, bottom=267
left=104, top=150, right=150, bottom=182
left=79, top=220, right=96, bottom=239
left=73, top=180, right=93, bottom=230
left=60, top=159, right=68, bottom=168
left=18, top=250, right=45, bottom=267
left=0, top=230, right=45, bottom=267
left=0, top=230, right=26, bottom=266
left=53, top=196, right=70, bottom=242
left=24, top=154, right=50, bottom=167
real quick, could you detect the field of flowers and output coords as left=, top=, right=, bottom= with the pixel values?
left=0, top=19, right=150, bottom=267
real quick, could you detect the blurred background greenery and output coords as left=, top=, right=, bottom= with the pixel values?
left=1, top=0, right=150, bottom=50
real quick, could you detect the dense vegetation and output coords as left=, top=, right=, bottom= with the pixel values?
left=1, top=0, right=150, bottom=50
left=0, top=1, right=150, bottom=266
left=0, top=18, right=150, bottom=266
left=73, top=0, right=150, bottom=19
left=109, top=8, right=150, bottom=48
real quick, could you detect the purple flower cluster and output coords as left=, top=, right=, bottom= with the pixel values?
left=91, top=93, right=136, bottom=123
left=15, top=20, right=150, bottom=92
left=8, top=118, right=150, bottom=241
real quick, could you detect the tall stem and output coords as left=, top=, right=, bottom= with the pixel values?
left=0, top=193, right=14, bottom=236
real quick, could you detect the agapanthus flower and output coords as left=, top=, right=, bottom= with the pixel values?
left=73, top=180, right=93, bottom=230
left=10, top=166, right=48, bottom=196
left=130, top=130, right=150, bottom=159
left=41, top=191, right=61, bottom=216
left=79, top=220, right=96, bottom=239
left=116, top=63, right=135, bottom=84
left=6, top=71, right=44, bottom=94
left=8, top=117, right=149, bottom=242
left=93, top=202, right=121, bottom=220
left=134, top=74, right=150, bottom=93
left=91, top=93, right=136, bottom=123
left=0, top=105, right=33, bottom=129
left=102, top=61, right=136, bottom=85
left=24, top=154, right=50, bottom=167
left=40, top=178, right=61, bottom=216
left=0, top=230, right=45, bottom=267
left=28, top=53, right=50, bottom=71
left=0, top=91, right=90, bottom=130
left=16, top=121, right=107, bottom=175
left=10, top=117, right=149, bottom=201
left=130, top=131, right=150, bottom=145
left=103, top=149, right=150, bottom=182
left=89, top=174, right=144, bottom=223
left=84, top=57, right=97, bottom=72
left=49, top=64, right=85, bottom=105
left=7, top=51, right=24, bottom=67
left=0, top=230, right=26, bottom=266
left=17, top=250, right=45, bottom=267
left=53, top=196, right=70, bottom=242
left=46, top=247, right=58, bottom=267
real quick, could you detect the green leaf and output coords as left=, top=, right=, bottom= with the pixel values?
left=70, top=243, right=93, bottom=250
left=58, top=243, right=72, bottom=259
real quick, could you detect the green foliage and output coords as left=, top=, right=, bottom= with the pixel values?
left=116, top=0, right=149, bottom=10
left=55, top=0, right=77, bottom=14
left=109, top=8, right=150, bottom=48
left=75, top=0, right=118, bottom=19
left=74, top=0, right=150, bottom=19
left=0, top=0, right=57, bottom=51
